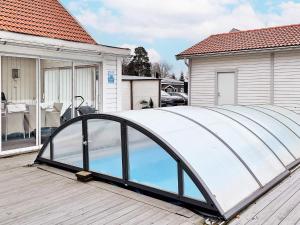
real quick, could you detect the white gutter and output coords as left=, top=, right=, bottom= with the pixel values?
left=0, top=31, right=130, bottom=57
left=184, top=58, right=192, bottom=106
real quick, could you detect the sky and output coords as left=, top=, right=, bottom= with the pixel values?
left=61, top=0, right=300, bottom=76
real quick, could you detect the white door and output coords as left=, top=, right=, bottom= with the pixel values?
left=217, top=72, right=235, bottom=105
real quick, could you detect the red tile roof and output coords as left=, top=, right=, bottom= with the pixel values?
left=177, top=24, right=300, bottom=58
left=0, top=0, right=96, bottom=44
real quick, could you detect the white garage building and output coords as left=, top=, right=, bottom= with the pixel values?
left=177, top=24, right=300, bottom=113
left=0, top=0, right=130, bottom=155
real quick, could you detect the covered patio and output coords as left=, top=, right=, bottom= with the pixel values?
left=0, top=0, right=129, bottom=155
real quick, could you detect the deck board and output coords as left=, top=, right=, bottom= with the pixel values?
left=229, top=166, right=300, bottom=225
left=0, top=153, right=204, bottom=225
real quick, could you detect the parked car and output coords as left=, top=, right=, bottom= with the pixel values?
left=169, top=92, right=188, bottom=105
left=161, top=91, right=184, bottom=107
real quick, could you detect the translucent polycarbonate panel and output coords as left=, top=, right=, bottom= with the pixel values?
left=88, top=119, right=122, bottom=178
left=41, top=144, right=50, bottom=159
left=118, top=109, right=259, bottom=212
left=259, top=105, right=300, bottom=126
left=127, top=126, right=178, bottom=193
left=164, top=107, right=285, bottom=186
left=249, top=106, right=300, bottom=137
left=183, top=171, right=206, bottom=202
left=222, top=105, right=300, bottom=159
left=211, top=107, right=294, bottom=166
left=52, top=121, right=83, bottom=168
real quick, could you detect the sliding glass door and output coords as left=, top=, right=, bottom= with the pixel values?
left=40, top=59, right=73, bottom=143
left=0, top=56, right=101, bottom=153
left=74, top=61, right=99, bottom=115
left=1, top=56, right=37, bottom=151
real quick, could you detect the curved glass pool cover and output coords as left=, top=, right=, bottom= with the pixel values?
left=35, top=105, right=300, bottom=220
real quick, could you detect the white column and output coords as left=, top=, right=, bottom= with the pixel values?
left=101, top=60, right=107, bottom=112
left=188, top=59, right=192, bottom=106
left=0, top=55, right=2, bottom=152
left=36, top=58, right=41, bottom=146
left=71, top=62, right=75, bottom=118
left=116, top=57, right=122, bottom=111
left=97, top=63, right=102, bottom=112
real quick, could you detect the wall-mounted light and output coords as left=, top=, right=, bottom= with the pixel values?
left=12, top=69, right=20, bottom=80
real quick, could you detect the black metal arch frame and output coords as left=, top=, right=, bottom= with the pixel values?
left=35, top=113, right=223, bottom=220
left=158, top=107, right=291, bottom=219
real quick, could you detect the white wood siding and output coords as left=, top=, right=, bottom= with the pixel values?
left=102, top=57, right=122, bottom=112
left=274, top=50, right=300, bottom=113
left=190, top=53, right=272, bottom=106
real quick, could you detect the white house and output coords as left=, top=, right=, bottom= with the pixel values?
left=0, top=0, right=130, bottom=155
left=177, top=24, right=300, bottom=113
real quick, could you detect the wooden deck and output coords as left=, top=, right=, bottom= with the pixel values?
left=1, top=153, right=300, bottom=225
left=0, top=153, right=205, bottom=225
left=229, top=165, right=300, bottom=225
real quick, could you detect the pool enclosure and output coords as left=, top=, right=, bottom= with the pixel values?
left=35, top=105, right=300, bottom=220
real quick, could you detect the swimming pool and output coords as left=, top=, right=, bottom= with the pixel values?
left=88, top=145, right=205, bottom=201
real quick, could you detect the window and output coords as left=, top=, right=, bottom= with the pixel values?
left=88, top=119, right=122, bottom=178
left=127, top=126, right=178, bottom=193
left=52, top=121, right=83, bottom=168
left=183, top=170, right=206, bottom=202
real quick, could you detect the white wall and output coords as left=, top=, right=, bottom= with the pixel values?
left=190, top=53, right=272, bottom=107
left=274, top=50, right=300, bottom=113
left=132, top=81, right=160, bottom=109
left=102, top=56, right=122, bottom=112
left=121, top=80, right=160, bottom=111
left=122, top=81, right=131, bottom=111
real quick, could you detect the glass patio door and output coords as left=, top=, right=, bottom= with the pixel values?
left=74, top=61, right=99, bottom=116
left=40, top=59, right=73, bottom=144
left=1, top=56, right=38, bottom=151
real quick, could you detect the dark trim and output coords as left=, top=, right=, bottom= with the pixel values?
left=82, top=118, right=89, bottom=171
left=121, top=123, right=129, bottom=181
left=158, top=108, right=263, bottom=187
left=158, top=79, right=162, bottom=107
left=178, top=163, right=183, bottom=196
left=125, top=122, right=219, bottom=213
left=91, top=171, right=221, bottom=218
left=130, top=80, right=133, bottom=110
left=50, top=140, right=53, bottom=161
left=37, top=157, right=82, bottom=173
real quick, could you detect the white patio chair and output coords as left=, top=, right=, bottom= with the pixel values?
left=24, top=105, right=46, bottom=138
left=45, top=103, right=63, bottom=128
left=3, top=104, right=27, bottom=141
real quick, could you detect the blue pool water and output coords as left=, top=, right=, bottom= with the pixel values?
left=85, top=146, right=204, bottom=201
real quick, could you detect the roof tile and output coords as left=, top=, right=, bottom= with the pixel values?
left=0, top=0, right=96, bottom=44
left=178, top=24, right=300, bottom=57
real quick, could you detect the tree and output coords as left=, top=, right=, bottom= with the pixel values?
left=179, top=71, right=185, bottom=82
left=151, top=61, right=173, bottom=78
left=170, top=73, right=176, bottom=80
left=126, top=47, right=151, bottom=77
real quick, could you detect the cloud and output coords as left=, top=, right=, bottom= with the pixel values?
left=67, top=0, right=300, bottom=42
left=120, top=44, right=161, bottom=63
